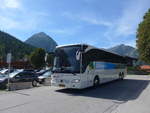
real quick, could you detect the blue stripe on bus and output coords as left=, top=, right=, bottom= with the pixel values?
left=104, top=63, right=116, bottom=69
left=95, top=62, right=116, bottom=69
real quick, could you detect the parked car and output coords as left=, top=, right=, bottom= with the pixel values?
left=23, top=69, right=36, bottom=73
left=38, top=71, right=51, bottom=84
left=0, top=70, right=39, bottom=89
left=0, top=69, right=15, bottom=75
left=0, top=69, right=8, bottom=74
left=36, top=69, right=48, bottom=75
left=0, top=74, right=8, bottom=89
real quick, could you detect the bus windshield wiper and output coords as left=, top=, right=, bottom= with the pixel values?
left=60, top=66, right=75, bottom=73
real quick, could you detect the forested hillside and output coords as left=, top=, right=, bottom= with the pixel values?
left=0, top=31, right=35, bottom=61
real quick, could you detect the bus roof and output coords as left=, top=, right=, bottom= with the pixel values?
left=56, top=43, right=124, bottom=57
left=56, top=43, right=137, bottom=65
left=56, top=43, right=88, bottom=48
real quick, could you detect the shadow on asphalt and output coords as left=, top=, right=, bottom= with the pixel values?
left=55, top=79, right=150, bottom=101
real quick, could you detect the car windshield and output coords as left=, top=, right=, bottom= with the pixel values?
left=36, top=70, right=47, bottom=74
left=42, top=71, right=51, bottom=77
left=0, top=69, right=8, bottom=74
left=53, top=46, right=81, bottom=73
left=9, top=70, right=23, bottom=78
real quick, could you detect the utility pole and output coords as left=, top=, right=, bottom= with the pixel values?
left=6, top=53, right=12, bottom=91
left=45, top=53, right=48, bottom=69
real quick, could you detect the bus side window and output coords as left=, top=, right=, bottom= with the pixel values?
left=88, top=62, right=94, bottom=70
left=95, top=62, right=105, bottom=69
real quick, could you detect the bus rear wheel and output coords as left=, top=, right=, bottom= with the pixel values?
left=119, top=72, right=124, bottom=80
left=93, top=76, right=100, bottom=87
left=121, top=72, right=124, bottom=80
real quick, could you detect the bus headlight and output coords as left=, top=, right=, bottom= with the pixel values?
left=72, top=79, right=80, bottom=83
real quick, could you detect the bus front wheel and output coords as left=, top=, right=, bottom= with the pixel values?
left=93, top=76, right=100, bottom=87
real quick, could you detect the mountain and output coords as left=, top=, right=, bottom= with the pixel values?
left=107, top=44, right=138, bottom=58
left=0, top=31, right=35, bottom=61
left=25, top=32, right=57, bottom=52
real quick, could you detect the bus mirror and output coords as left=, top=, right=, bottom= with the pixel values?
left=76, top=50, right=82, bottom=60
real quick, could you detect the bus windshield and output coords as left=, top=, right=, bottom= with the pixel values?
left=53, top=46, right=81, bottom=73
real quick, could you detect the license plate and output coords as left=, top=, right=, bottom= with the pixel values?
left=59, top=84, right=65, bottom=87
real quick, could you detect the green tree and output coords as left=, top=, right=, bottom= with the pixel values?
left=0, top=44, right=4, bottom=61
left=136, top=9, right=150, bottom=63
left=30, top=48, right=46, bottom=69
left=46, top=53, right=54, bottom=67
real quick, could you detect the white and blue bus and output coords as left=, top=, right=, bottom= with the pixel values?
left=51, top=44, right=127, bottom=89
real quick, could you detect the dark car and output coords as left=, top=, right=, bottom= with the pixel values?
left=38, top=71, right=51, bottom=84
left=4, top=69, right=15, bottom=75
left=23, top=69, right=36, bottom=72
left=0, top=69, right=8, bottom=75
left=0, top=74, right=8, bottom=89
left=36, top=69, right=48, bottom=76
left=0, top=70, right=39, bottom=89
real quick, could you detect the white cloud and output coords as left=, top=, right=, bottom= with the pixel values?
left=106, top=0, right=150, bottom=38
left=115, top=0, right=149, bottom=36
left=0, top=15, right=38, bottom=31
left=49, top=29, right=69, bottom=34
left=103, top=0, right=150, bottom=47
left=0, top=0, right=21, bottom=9
left=63, top=0, right=150, bottom=47
left=49, top=26, right=82, bottom=36
left=0, top=13, right=44, bottom=32
left=0, top=0, right=23, bottom=30
left=0, top=16, right=19, bottom=30
left=0, top=0, right=49, bottom=31
left=79, top=16, right=112, bottom=27
left=62, top=12, right=112, bottom=27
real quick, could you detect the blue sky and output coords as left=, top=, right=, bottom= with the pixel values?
left=0, top=0, right=149, bottom=48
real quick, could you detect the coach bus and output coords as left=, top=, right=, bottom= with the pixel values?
left=51, top=44, right=127, bottom=89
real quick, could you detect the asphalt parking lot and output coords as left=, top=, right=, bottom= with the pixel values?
left=0, top=75, right=150, bottom=113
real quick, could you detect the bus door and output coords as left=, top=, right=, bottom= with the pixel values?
left=86, top=62, right=95, bottom=86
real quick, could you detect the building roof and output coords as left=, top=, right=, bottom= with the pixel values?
left=140, top=65, right=150, bottom=70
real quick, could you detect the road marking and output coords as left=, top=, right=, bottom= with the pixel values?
left=0, top=102, right=31, bottom=112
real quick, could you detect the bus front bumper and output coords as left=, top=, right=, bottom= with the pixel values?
left=51, top=80, right=82, bottom=89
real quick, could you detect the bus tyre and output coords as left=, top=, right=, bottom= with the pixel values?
left=32, top=80, right=38, bottom=87
left=93, top=76, right=100, bottom=87
left=121, top=72, right=124, bottom=80
left=119, top=72, right=124, bottom=80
